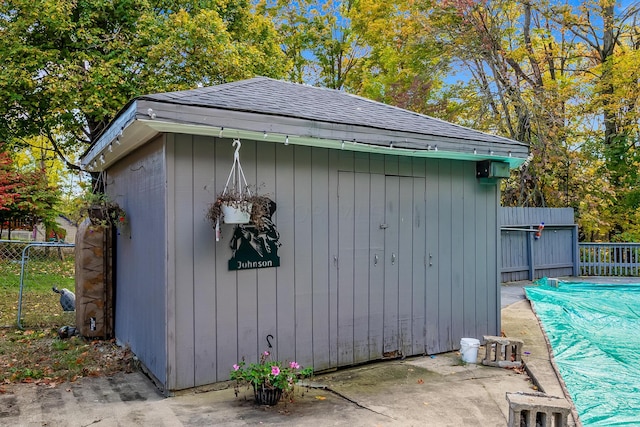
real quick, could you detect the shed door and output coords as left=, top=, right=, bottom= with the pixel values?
left=337, top=172, right=425, bottom=365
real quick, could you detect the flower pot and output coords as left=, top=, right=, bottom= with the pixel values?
left=253, top=384, right=283, bottom=406
left=222, top=202, right=252, bottom=224
left=88, top=206, right=108, bottom=227
left=89, top=206, right=105, bottom=219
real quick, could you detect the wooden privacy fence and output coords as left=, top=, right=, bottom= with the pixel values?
left=500, top=207, right=578, bottom=282
left=501, top=208, right=640, bottom=281
left=579, top=243, right=640, bottom=276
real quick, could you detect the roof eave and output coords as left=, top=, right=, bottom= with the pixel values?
left=140, top=119, right=527, bottom=167
left=81, top=100, right=529, bottom=171
left=81, top=101, right=160, bottom=170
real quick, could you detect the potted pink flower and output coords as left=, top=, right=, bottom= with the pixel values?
left=230, top=350, right=313, bottom=405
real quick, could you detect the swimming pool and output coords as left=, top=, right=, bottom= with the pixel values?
left=525, top=279, right=640, bottom=426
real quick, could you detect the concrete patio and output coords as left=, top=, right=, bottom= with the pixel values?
left=0, top=282, right=577, bottom=426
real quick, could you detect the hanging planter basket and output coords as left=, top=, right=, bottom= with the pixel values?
left=88, top=206, right=106, bottom=222
left=221, top=202, right=252, bottom=224
left=253, top=384, right=283, bottom=406
left=207, top=139, right=272, bottom=240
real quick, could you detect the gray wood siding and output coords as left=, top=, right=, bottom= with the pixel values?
left=411, top=159, right=427, bottom=355
left=163, top=134, right=501, bottom=390
left=193, top=135, right=218, bottom=384
left=311, top=148, right=331, bottom=369
left=170, top=133, right=196, bottom=389
left=274, top=143, right=296, bottom=365
left=256, top=141, right=279, bottom=369
left=213, top=139, right=240, bottom=381
left=107, top=137, right=167, bottom=387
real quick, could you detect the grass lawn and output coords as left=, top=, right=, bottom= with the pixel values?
left=0, top=257, right=75, bottom=328
left=0, top=256, right=133, bottom=386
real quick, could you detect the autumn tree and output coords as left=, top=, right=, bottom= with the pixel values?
left=0, top=146, right=62, bottom=239
left=259, top=0, right=366, bottom=89
left=345, top=0, right=451, bottom=116
left=534, top=0, right=640, bottom=239
left=425, top=1, right=572, bottom=207
left=6, top=168, right=61, bottom=231
left=4, top=0, right=639, bottom=241
left=0, top=150, right=19, bottom=212
left=418, top=0, right=639, bottom=240
left=306, top=0, right=366, bottom=89
left=0, top=0, right=289, bottom=171
left=257, top=0, right=316, bottom=84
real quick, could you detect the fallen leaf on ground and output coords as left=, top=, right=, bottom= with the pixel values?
left=512, top=366, right=526, bottom=374
left=417, top=379, right=424, bottom=384
left=315, top=396, right=326, bottom=400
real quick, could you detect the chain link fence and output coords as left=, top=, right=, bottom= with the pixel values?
left=0, top=240, right=76, bottom=329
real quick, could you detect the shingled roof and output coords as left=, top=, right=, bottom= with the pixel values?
left=82, top=77, right=529, bottom=170
left=140, top=77, right=524, bottom=148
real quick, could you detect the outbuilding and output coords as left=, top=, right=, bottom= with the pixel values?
left=81, top=77, right=528, bottom=393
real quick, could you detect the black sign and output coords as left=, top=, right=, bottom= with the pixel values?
left=228, top=199, right=281, bottom=271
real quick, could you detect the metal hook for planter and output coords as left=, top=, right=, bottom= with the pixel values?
left=233, top=139, right=241, bottom=162
left=223, top=139, right=251, bottom=197
left=216, top=139, right=251, bottom=242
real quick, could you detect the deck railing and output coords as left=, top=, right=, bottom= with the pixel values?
left=579, top=243, right=640, bottom=276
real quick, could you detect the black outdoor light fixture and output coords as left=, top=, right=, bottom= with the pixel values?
left=476, top=160, right=511, bottom=183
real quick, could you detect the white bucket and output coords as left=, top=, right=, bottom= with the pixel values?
left=460, top=338, right=480, bottom=363
left=222, top=203, right=252, bottom=224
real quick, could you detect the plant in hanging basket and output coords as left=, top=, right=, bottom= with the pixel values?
left=230, top=350, right=313, bottom=406
left=206, top=188, right=272, bottom=229
left=210, top=139, right=274, bottom=232
left=80, top=192, right=128, bottom=229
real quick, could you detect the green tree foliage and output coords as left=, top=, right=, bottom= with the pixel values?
left=272, top=0, right=640, bottom=241
left=306, top=0, right=365, bottom=89
left=257, top=0, right=317, bottom=84
left=3, top=0, right=640, bottom=241
left=349, top=0, right=639, bottom=241
left=345, top=0, right=450, bottom=115
left=260, top=0, right=366, bottom=89
left=535, top=0, right=640, bottom=240
left=426, top=0, right=582, bottom=208
left=0, top=0, right=289, bottom=170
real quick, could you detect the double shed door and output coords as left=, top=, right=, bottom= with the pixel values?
left=337, top=172, right=426, bottom=366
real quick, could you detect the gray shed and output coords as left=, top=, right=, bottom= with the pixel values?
left=81, top=77, right=529, bottom=393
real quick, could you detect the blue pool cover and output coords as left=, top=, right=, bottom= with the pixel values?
left=525, top=279, right=640, bottom=426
